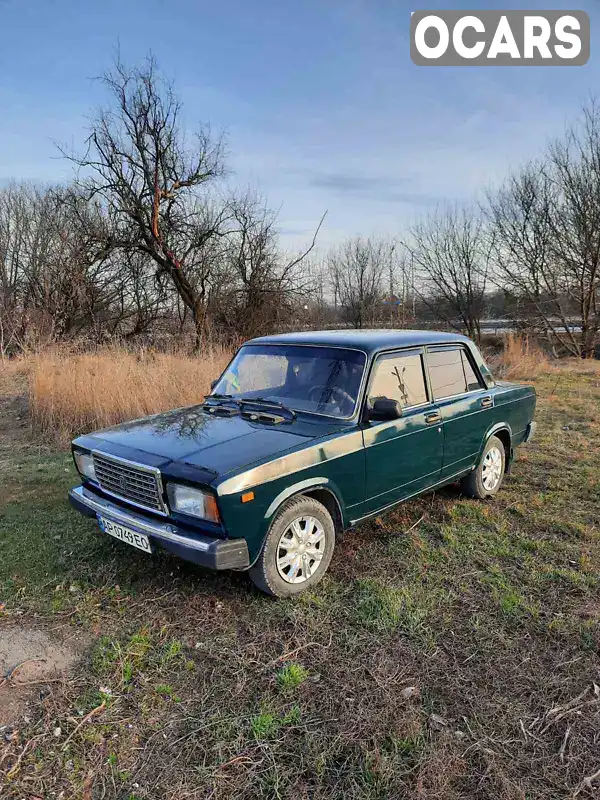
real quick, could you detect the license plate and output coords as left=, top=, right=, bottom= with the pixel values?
left=98, top=516, right=152, bottom=553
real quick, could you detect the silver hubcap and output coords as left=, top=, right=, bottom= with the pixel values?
left=276, top=516, right=326, bottom=584
left=482, top=446, right=503, bottom=491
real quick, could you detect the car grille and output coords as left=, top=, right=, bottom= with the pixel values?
left=92, top=452, right=166, bottom=514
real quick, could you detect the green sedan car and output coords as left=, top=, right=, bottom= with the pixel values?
left=70, top=330, right=537, bottom=597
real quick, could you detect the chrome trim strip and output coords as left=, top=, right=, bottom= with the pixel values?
left=217, top=429, right=365, bottom=496
left=264, top=477, right=341, bottom=520
left=91, top=450, right=169, bottom=517
left=365, top=465, right=442, bottom=504
left=69, top=486, right=210, bottom=552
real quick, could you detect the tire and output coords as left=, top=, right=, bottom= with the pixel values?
left=249, top=495, right=336, bottom=597
left=460, top=435, right=506, bottom=499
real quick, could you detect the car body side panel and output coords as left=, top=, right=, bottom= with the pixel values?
left=362, top=406, right=444, bottom=513
left=435, top=390, right=494, bottom=479
left=492, top=383, right=537, bottom=444
left=438, top=383, right=536, bottom=477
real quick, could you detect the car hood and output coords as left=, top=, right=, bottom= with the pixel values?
left=79, top=404, right=334, bottom=478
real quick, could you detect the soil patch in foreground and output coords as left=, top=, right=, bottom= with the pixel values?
left=0, top=625, right=81, bottom=726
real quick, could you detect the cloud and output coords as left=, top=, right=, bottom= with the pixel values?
left=309, top=171, right=445, bottom=207
left=310, top=173, right=403, bottom=193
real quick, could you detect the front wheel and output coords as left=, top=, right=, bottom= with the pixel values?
left=460, top=435, right=506, bottom=499
left=249, top=495, right=335, bottom=597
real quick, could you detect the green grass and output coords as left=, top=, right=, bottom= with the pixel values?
left=352, top=578, right=443, bottom=642
left=276, top=662, right=308, bottom=690
left=1, top=364, right=600, bottom=799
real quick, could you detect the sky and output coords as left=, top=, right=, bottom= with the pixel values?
left=0, top=0, right=598, bottom=252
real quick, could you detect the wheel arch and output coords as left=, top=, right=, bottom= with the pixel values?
left=264, top=478, right=346, bottom=535
left=483, top=423, right=512, bottom=472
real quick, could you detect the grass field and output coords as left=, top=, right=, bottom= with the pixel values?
left=1, top=358, right=599, bottom=799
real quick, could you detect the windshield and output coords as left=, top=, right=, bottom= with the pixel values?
left=212, top=344, right=366, bottom=418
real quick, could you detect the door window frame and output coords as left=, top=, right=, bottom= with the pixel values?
left=424, top=344, right=487, bottom=402
left=362, top=346, right=434, bottom=420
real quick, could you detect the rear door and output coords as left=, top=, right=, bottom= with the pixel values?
left=363, top=348, right=444, bottom=515
left=425, top=345, right=493, bottom=481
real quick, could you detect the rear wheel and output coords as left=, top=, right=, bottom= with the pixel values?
left=460, top=435, right=506, bottom=499
left=249, top=495, right=335, bottom=597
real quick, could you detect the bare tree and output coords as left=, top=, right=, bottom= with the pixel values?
left=211, top=193, right=318, bottom=341
left=328, top=236, right=394, bottom=329
left=489, top=103, right=600, bottom=357
left=62, top=56, right=229, bottom=349
left=61, top=56, right=325, bottom=349
left=405, top=206, right=491, bottom=343
left=0, top=183, right=119, bottom=351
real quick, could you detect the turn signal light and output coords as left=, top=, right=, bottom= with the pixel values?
left=204, top=493, right=221, bottom=523
left=241, top=491, right=255, bottom=503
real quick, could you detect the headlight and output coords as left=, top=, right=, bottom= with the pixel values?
left=167, top=484, right=220, bottom=523
left=73, top=450, right=96, bottom=481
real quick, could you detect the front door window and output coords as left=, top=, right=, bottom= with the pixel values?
left=368, top=351, right=428, bottom=409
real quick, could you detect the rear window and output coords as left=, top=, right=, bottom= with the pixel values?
left=427, top=347, right=483, bottom=399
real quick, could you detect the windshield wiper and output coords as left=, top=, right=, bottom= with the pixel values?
left=240, top=396, right=286, bottom=408
left=207, top=393, right=235, bottom=400
left=240, top=396, right=295, bottom=416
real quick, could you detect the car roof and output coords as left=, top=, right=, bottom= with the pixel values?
left=246, top=329, right=472, bottom=356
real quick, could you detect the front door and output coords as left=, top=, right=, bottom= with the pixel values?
left=363, top=348, right=444, bottom=515
left=425, top=345, right=494, bottom=480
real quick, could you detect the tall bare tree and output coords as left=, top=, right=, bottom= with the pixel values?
left=405, top=206, right=491, bottom=343
left=329, top=236, right=394, bottom=329
left=63, top=56, right=324, bottom=349
left=63, top=56, right=228, bottom=349
left=489, top=102, right=600, bottom=357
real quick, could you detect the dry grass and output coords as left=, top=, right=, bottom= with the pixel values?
left=27, top=346, right=232, bottom=444
left=496, top=334, right=600, bottom=382
left=495, top=333, right=553, bottom=380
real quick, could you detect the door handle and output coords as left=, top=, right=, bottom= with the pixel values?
left=425, top=411, right=441, bottom=425
left=481, top=396, right=493, bottom=409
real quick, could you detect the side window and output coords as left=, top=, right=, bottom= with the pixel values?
left=461, top=350, right=483, bottom=392
left=368, top=352, right=428, bottom=409
left=427, top=347, right=483, bottom=399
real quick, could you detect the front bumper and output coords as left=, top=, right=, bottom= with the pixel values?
left=69, top=485, right=250, bottom=570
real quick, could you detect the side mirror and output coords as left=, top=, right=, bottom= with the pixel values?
left=210, top=379, right=218, bottom=391
left=369, top=397, right=402, bottom=421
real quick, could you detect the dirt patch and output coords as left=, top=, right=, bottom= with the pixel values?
left=0, top=624, right=81, bottom=726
